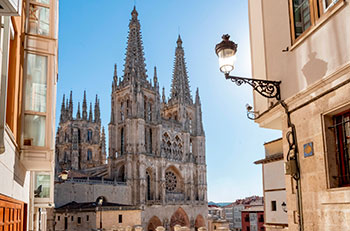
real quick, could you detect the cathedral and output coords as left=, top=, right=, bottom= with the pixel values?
left=54, top=7, right=207, bottom=231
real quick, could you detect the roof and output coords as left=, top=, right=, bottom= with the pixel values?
left=56, top=201, right=138, bottom=211
left=254, top=153, right=283, bottom=164
left=242, top=205, right=264, bottom=212
left=263, top=138, right=282, bottom=145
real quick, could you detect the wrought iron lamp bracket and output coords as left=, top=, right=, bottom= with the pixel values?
left=225, top=73, right=281, bottom=100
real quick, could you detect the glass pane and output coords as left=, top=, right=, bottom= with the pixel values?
left=24, top=115, right=46, bottom=146
left=324, top=0, right=338, bottom=11
left=293, top=0, right=311, bottom=38
left=29, top=4, right=50, bottom=35
left=35, top=173, right=50, bottom=198
left=25, top=54, right=47, bottom=112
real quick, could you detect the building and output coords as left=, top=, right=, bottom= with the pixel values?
left=0, top=0, right=58, bottom=230
left=222, top=204, right=234, bottom=229
left=208, top=205, right=224, bottom=220
left=241, top=206, right=264, bottom=231
left=55, top=91, right=107, bottom=177
left=254, top=139, right=288, bottom=231
left=54, top=200, right=141, bottom=231
left=54, top=7, right=207, bottom=231
left=248, top=0, right=350, bottom=230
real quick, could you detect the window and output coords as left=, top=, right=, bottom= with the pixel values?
left=144, top=101, right=147, bottom=120
left=57, top=216, right=60, bottom=221
left=86, top=215, right=89, bottom=221
left=148, top=103, right=152, bottom=121
left=246, top=227, right=250, bottom=231
left=325, top=110, right=350, bottom=187
left=71, top=216, right=74, bottom=221
left=28, top=0, right=50, bottom=36
left=23, top=54, right=48, bottom=147
left=149, top=129, right=152, bottom=153
left=244, top=215, right=249, bottom=222
left=87, top=130, right=93, bottom=142
left=259, top=214, right=264, bottom=222
left=118, top=214, right=122, bottom=223
left=146, top=171, right=151, bottom=200
left=120, top=128, right=124, bottom=155
left=289, top=0, right=343, bottom=42
left=165, top=171, right=177, bottom=192
left=120, top=102, right=124, bottom=121
left=34, top=172, right=50, bottom=198
left=87, top=149, right=92, bottom=161
left=64, top=217, right=68, bottom=229
left=77, top=217, right=81, bottom=224
left=271, top=201, right=277, bottom=211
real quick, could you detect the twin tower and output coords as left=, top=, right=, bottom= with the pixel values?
left=55, top=7, right=207, bottom=230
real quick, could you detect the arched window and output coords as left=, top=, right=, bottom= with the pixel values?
left=146, top=171, right=151, bottom=200
left=190, top=139, right=193, bottom=153
left=87, top=149, right=92, bottom=161
left=87, top=130, right=93, bottom=142
left=189, top=118, right=192, bottom=133
left=149, top=129, right=152, bottom=153
left=126, top=99, right=130, bottom=116
left=120, top=102, right=124, bottom=121
left=65, top=132, right=69, bottom=142
left=64, top=151, right=69, bottom=163
left=144, top=100, right=147, bottom=120
left=148, top=103, right=152, bottom=121
left=120, top=128, right=125, bottom=155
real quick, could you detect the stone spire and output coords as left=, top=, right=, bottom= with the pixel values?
left=162, top=87, right=166, bottom=103
left=113, top=64, right=118, bottom=87
left=68, top=91, right=73, bottom=119
left=82, top=91, right=88, bottom=120
left=169, top=35, right=192, bottom=105
left=89, top=102, right=93, bottom=122
left=195, top=88, right=201, bottom=105
left=100, top=127, right=106, bottom=163
left=123, top=6, right=147, bottom=81
left=76, top=102, right=81, bottom=119
left=60, top=94, right=66, bottom=123
left=153, top=66, right=158, bottom=87
left=94, top=95, right=101, bottom=123
left=195, top=88, right=204, bottom=136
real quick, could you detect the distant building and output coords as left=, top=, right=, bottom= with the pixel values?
left=255, top=138, right=288, bottom=231
left=222, top=204, right=234, bottom=229
left=241, top=206, right=264, bottom=231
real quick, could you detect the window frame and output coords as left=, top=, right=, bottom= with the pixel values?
left=22, top=52, right=50, bottom=148
left=323, top=105, right=350, bottom=189
left=28, top=0, right=52, bottom=37
left=289, top=0, right=345, bottom=44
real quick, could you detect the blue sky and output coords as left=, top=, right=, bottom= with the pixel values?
left=57, top=0, right=281, bottom=202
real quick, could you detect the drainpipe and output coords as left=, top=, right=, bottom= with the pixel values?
left=280, top=101, right=304, bottom=231
left=0, top=16, right=11, bottom=154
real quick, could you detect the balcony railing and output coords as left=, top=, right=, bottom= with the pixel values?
left=165, top=192, right=185, bottom=203
left=62, top=177, right=127, bottom=186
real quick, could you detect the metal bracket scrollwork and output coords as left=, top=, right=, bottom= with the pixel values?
left=225, top=73, right=281, bottom=100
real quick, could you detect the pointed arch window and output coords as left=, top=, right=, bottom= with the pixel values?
left=149, top=128, right=152, bottom=153
left=87, top=129, right=93, bottom=143
left=144, top=100, right=147, bottom=120
left=87, top=149, right=92, bottom=161
left=146, top=171, right=151, bottom=200
left=190, top=139, right=193, bottom=153
left=148, top=103, right=152, bottom=121
left=121, top=127, right=125, bottom=155
left=189, top=118, right=192, bottom=133
left=126, top=99, right=130, bottom=116
left=120, top=102, right=124, bottom=121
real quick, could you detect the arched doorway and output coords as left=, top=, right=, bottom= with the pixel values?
left=147, top=216, right=162, bottom=231
left=195, top=215, right=205, bottom=231
left=170, top=207, right=190, bottom=231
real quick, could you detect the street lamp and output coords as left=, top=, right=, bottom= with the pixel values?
left=98, top=197, right=104, bottom=231
left=215, top=34, right=281, bottom=101
left=281, top=202, right=287, bottom=213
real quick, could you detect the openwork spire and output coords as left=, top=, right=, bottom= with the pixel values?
left=82, top=91, right=87, bottom=120
left=170, top=35, right=192, bottom=104
left=123, top=7, right=147, bottom=80
left=94, top=95, right=101, bottom=123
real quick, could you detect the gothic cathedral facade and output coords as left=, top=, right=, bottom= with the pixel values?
left=54, top=7, right=207, bottom=230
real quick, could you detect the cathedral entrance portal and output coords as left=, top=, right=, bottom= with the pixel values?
left=170, top=207, right=190, bottom=231
left=194, top=215, right=205, bottom=231
left=147, top=216, right=162, bottom=231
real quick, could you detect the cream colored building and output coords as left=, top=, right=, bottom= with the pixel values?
left=255, top=139, right=288, bottom=231
left=0, top=0, right=58, bottom=230
left=248, top=0, right=350, bottom=230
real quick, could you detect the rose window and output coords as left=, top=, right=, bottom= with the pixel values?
left=165, top=171, right=177, bottom=192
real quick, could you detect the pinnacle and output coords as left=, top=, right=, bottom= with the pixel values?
left=177, top=34, right=182, bottom=47
left=131, top=6, right=138, bottom=18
